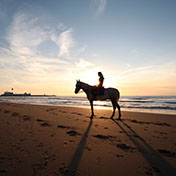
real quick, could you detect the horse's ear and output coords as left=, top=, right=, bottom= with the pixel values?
left=78, top=79, right=80, bottom=82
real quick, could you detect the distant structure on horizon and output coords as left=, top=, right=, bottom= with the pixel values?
left=1, top=91, right=56, bottom=97
left=1, top=91, right=31, bottom=96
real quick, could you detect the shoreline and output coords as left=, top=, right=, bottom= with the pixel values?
left=0, top=102, right=176, bottom=176
left=0, top=101, right=176, bottom=116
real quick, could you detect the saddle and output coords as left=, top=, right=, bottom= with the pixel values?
left=92, top=86, right=105, bottom=97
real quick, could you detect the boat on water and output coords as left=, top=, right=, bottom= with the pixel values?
left=1, top=91, right=31, bottom=96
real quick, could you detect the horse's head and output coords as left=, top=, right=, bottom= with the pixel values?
left=75, top=80, right=81, bottom=94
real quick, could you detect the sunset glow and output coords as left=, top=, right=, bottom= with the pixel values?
left=0, top=0, right=176, bottom=96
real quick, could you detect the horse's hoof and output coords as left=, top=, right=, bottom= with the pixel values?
left=90, top=115, right=94, bottom=119
left=117, top=118, right=122, bottom=121
left=110, top=116, right=114, bottom=119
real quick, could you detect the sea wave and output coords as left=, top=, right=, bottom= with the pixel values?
left=121, top=105, right=176, bottom=111
left=0, top=96, right=176, bottom=114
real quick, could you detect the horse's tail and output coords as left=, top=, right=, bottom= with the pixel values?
left=116, top=89, right=120, bottom=103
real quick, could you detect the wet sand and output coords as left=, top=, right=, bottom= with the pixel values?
left=0, top=102, right=176, bottom=176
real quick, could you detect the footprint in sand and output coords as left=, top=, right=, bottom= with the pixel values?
left=46, top=108, right=56, bottom=112
left=72, top=112, right=82, bottom=116
left=59, top=110, right=66, bottom=113
left=0, top=170, right=7, bottom=174
left=4, top=110, right=9, bottom=113
left=59, top=162, right=79, bottom=176
left=57, top=125, right=73, bottom=129
left=116, top=143, right=135, bottom=152
left=116, top=154, right=124, bottom=158
left=66, top=130, right=80, bottom=136
left=40, top=122, right=50, bottom=127
left=85, top=146, right=91, bottom=151
left=22, top=115, right=31, bottom=121
left=19, top=138, right=26, bottom=142
left=93, top=134, right=116, bottom=140
left=36, top=119, right=50, bottom=127
left=11, top=112, right=20, bottom=117
left=144, top=167, right=160, bottom=175
left=38, top=142, right=44, bottom=147
left=36, top=119, right=44, bottom=122
left=129, top=119, right=171, bottom=127
left=157, top=149, right=176, bottom=157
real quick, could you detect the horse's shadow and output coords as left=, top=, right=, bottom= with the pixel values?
left=67, top=119, right=93, bottom=175
left=112, top=119, right=176, bottom=176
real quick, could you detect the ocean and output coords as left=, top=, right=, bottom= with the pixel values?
left=0, top=96, right=176, bottom=115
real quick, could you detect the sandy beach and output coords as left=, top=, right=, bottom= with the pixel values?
left=0, top=102, right=176, bottom=176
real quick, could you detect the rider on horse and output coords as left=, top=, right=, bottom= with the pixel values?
left=98, top=72, right=104, bottom=88
left=75, top=73, right=121, bottom=119
left=92, top=72, right=105, bottom=99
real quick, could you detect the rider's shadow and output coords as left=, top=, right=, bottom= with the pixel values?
left=67, top=119, right=93, bottom=175
left=112, top=119, right=176, bottom=176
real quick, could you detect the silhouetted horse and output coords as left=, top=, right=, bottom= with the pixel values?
left=75, top=80, right=121, bottom=119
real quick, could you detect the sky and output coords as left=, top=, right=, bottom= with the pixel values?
left=0, top=0, right=176, bottom=96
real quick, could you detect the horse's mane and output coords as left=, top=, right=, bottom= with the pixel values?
left=79, top=81, right=91, bottom=86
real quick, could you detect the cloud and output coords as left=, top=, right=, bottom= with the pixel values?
left=1, top=11, right=74, bottom=86
left=76, top=58, right=95, bottom=69
left=118, top=65, right=156, bottom=77
left=51, top=28, right=75, bottom=57
left=57, top=23, right=67, bottom=31
left=58, top=28, right=75, bottom=57
left=0, top=8, right=90, bottom=95
left=92, top=0, right=107, bottom=15
left=6, top=12, right=52, bottom=56
left=66, top=58, right=95, bottom=75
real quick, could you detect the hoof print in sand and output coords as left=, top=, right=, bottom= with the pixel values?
left=59, top=163, right=79, bottom=176
left=11, top=112, right=20, bottom=116
left=23, top=115, right=30, bottom=121
left=157, top=149, right=176, bottom=157
left=93, top=135, right=115, bottom=140
left=36, top=119, right=44, bottom=122
left=46, top=108, right=56, bottom=112
left=116, top=154, right=124, bottom=158
left=0, top=170, right=7, bottom=174
left=72, top=112, right=82, bottom=116
left=57, top=125, right=72, bottom=129
left=4, top=110, right=9, bottom=113
left=59, top=110, right=66, bottom=113
left=128, top=119, right=171, bottom=127
left=40, top=122, right=50, bottom=127
left=116, top=144, right=135, bottom=152
left=144, top=167, right=160, bottom=175
left=85, top=146, right=91, bottom=151
left=66, top=130, right=80, bottom=136
left=36, top=119, right=50, bottom=127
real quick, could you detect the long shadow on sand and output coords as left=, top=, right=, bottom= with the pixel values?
left=67, top=119, right=93, bottom=175
left=112, top=119, right=176, bottom=176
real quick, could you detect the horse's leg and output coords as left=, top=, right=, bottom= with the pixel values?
left=90, top=100, right=94, bottom=119
left=116, top=103, right=121, bottom=120
left=110, top=99, right=116, bottom=119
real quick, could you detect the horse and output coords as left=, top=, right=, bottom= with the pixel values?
left=74, top=80, right=121, bottom=120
